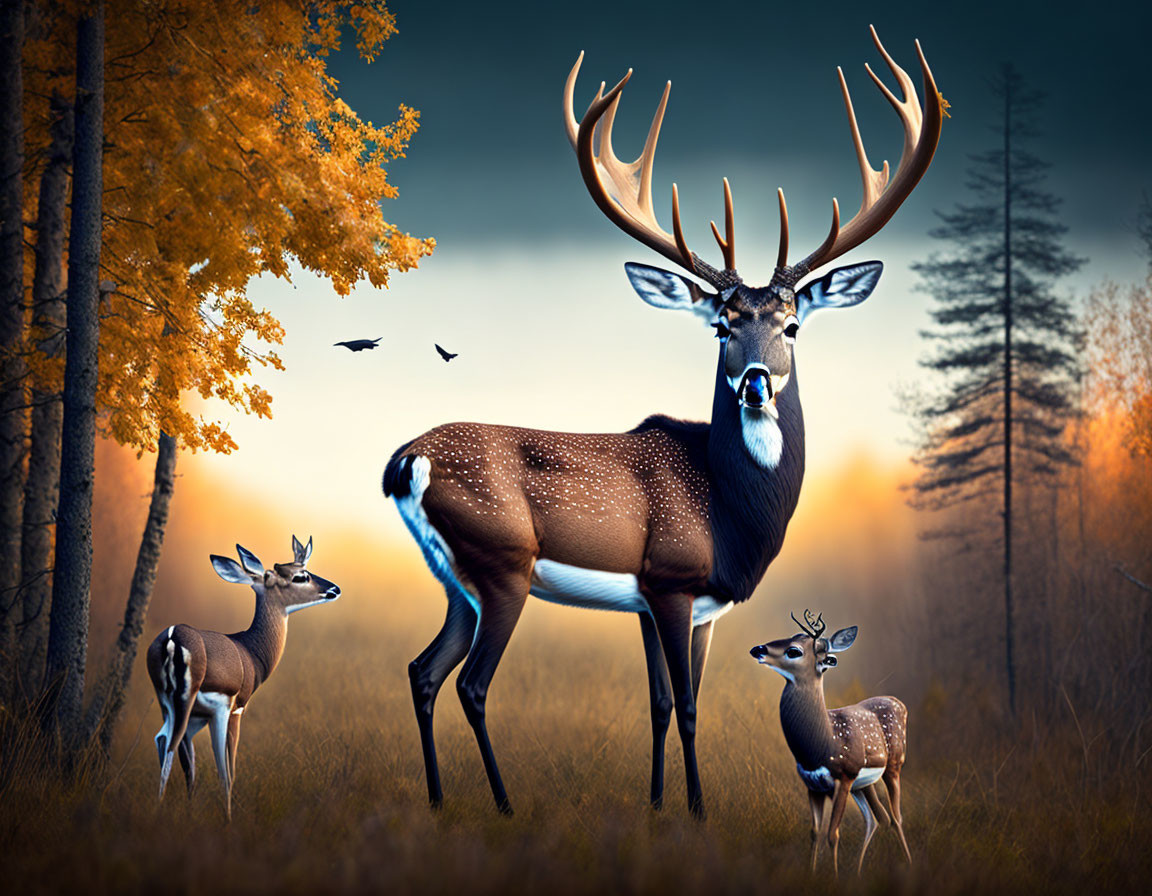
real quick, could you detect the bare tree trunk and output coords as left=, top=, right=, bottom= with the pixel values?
left=43, top=1, right=103, bottom=743
left=1001, top=70, right=1017, bottom=717
left=0, top=0, right=27, bottom=707
left=19, top=96, right=73, bottom=702
left=85, top=432, right=176, bottom=751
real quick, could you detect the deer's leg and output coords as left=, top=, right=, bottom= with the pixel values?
left=206, top=699, right=235, bottom=821
left=178, top=715, right=208, bottom=798
left=827, top=779, right=850, bottom=877
left=638, top=611, right=673, bottom=810
left=410, top=591, right=479, bottom=808
left=864, top=782, right=890, bottom=828
left=690, top=620, right=714, bottom=701
left=808, top=790, right=827, bottom=872
left=226, top=711, right=243, bottom=783
left=456, top=574, right=528, bottom=815
left=649, top=596, right=705, bottom=819
left=883, top=771, right=912, bottom=864
left=851, top=790, right=879, bottom=874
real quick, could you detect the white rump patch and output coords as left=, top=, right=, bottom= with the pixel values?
left=392, top=455, right=480, bottom=613
left=741, top=408, right=783, bottom=469
left=530, top=559, right=647, bottom=614
left=851, top=766, right=885, bottom=791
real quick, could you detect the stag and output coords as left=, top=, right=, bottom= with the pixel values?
left=383, top=27, right=942, bottom=817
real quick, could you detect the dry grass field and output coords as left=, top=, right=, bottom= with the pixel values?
left=3, top=582, right=1149, bottom=895
left=2, top=443, right=1149, bottom=894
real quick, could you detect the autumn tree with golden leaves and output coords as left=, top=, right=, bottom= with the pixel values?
left=1, top=0, right=432, bottom=750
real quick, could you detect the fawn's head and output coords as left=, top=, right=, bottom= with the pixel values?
left=210, top=535, right=340, bottom=616
left=750, top=609, right=858, bottom=683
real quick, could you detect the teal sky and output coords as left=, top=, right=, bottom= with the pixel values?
left=183, top=0, right=1150, bottom=546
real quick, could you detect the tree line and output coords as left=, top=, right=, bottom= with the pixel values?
left=0, top=0, right=431, bottom=763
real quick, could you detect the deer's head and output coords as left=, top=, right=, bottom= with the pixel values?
left=210, top=535, right=341, bottom=616
left=749, top=610, right=858, bottom=682
left=565, top=27, right=942, bottom=469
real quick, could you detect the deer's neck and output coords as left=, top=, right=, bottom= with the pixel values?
left=705, top=355, right=805, bottom=603
left=234, top=586, right=288, bottom=692
left=779, top=677, right=835, bottom=771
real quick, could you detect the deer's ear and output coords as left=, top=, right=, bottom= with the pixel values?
left=625, top=263, right=718, bottom=323
left=236, top=544, right=263, bottom=576
left=796, top=262, right=882, bottom=323
left=828, top=626, right=858, bottom=652
left=292, top=534, right=312, bottom=566
left=211, top=555, right=253, bottom=584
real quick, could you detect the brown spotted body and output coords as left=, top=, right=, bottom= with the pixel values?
left=411, top=421, right=713, bottom=595
left=751, top=616, right=912, bottom=874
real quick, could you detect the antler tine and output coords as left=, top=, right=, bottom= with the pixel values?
left=775, top=188, right=790, bottom=271
left=566, top=55, right=705, bottom=277
left=709, top=178, right=736, bottom=271
left=791, top=610, right=812, bottom=637
left=795, top=28, right=943, bottom=275
left=803, top=609, right=827, bottom=642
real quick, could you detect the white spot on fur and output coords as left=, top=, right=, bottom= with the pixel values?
left=741, top=408, right=783, bottom=469
left=181, top=647, right=192, bottom=699
left=691, top=595, right=733, bottom=627
left=851, top=766, right=885, bottom=791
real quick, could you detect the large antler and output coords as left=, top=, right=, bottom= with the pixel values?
left=564, top=53, right=736, bottom=288
left=789, top=26, right=944, bottom=278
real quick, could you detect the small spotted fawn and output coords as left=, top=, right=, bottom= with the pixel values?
left=146, top=536, right=340, bottom=819
left=750, top=610, right=911, bottom=875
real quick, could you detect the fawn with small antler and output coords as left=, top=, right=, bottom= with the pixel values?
left=146, top=536, right=340, bottom=819
left=751, top=610, right=911, bottom=875
left=384, top=27, right=942, bottom=818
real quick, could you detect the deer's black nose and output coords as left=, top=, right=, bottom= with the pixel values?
left=740, top=371, right=770, bottom=408
left=750, top=644, right=767, bottom=660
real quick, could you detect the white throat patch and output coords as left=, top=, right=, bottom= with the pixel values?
left=741, top=407, right=783, bottom=469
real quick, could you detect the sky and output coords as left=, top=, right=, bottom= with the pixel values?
left=175, top=0, right=1151, bottom=549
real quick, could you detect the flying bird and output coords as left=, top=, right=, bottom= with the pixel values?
left=435, top=344, right=458, bottom=362
left=334, top=338, right=382, bottom=352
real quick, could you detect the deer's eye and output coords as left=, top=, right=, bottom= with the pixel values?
left=292, top=573, right=309, bottom=583
left=782, top=315, right=799, bottom=343
left=712, top=318, right=731, bottom=340
left=785, top=645, right=803, bottom=659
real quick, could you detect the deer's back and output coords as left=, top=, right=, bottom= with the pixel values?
left=401, top=418, right=714, bottom=591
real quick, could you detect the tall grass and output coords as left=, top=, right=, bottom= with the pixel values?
left=2, top=590, right=1148, bottom=895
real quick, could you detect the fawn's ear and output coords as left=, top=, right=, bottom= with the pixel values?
left=828, top=626, right=858, bottom=652
left=292, top=534, right=312, bottom=566
left=235, top=544, right=263, bottom=576
left=211, top=555, right=252, bottom=584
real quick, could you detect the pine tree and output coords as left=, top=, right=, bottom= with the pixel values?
left=908, top=64, right=1084, bottom=714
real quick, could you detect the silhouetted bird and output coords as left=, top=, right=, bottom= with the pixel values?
left=334, top=338, right=382, bottom=352
left=435, top=344, right=458, bottom=362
